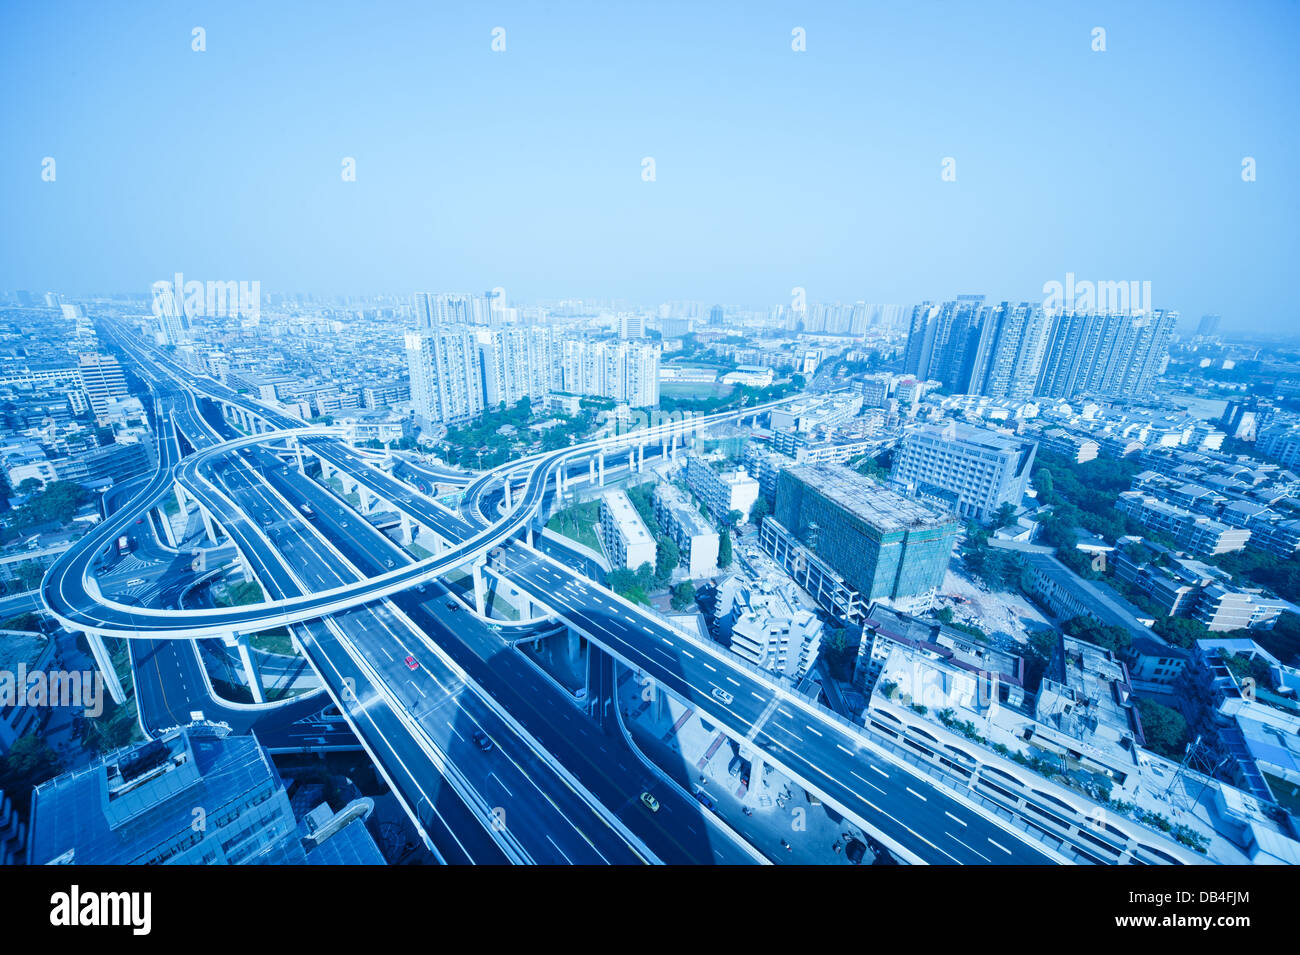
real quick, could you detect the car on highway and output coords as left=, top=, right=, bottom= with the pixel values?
left=261, top=517, right=273, bottom=527
left=710, top=686, right=734, bottom=705
left=693, top=787, right=715, bottom=810
left=639, top=792, right=660, bottom=813
left=472, top=731, right=493, bottom=752
left=445, top=599, right=459, bottom=611
left=404, top=655, right=419, bottom=670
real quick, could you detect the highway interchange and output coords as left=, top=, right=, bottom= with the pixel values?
left=36, top=319, right=1108, bottom=866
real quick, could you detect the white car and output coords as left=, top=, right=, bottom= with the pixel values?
left=710, top=686, right=734, bottom=705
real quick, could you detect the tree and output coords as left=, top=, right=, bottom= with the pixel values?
left=14, top=561, right=46, bottom=592
left=994, top=502, right=1017, bottom=530
left=670, top=580, right=697, bottom=611
left=718, top=529, right=732, bottom=569
left=1135, top=698, right=1191, bottom=760
left=0, top=735, right=62, bottom=813
left=819, top=627, right=858, bottom=681
left=749, top=497, right=770, bottom=526
left=17, top=477, right=43, bottom=495
left=1036, top=469, right=1054, bottom=504
left=655, top=536, right=679, bottom=583
left=1151, top=615, right=1209, bottom=650
left=1062, top=616, right=1132, bottom=656
left=727, top=509, right=743, bottom=530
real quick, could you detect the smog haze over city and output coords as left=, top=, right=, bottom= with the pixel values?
left=0, top=0, right=1292, bottom=937
left=3, top=1, right=1298, bottom=333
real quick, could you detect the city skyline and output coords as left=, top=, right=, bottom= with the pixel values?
left=3, top=1, right=1298, bottom=332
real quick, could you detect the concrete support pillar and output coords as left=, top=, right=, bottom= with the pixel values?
left=589, top=458, right=596, bottom=485
left=228, top=634, right=265, bottom=704
left=502, top=477, right=512, bottom=510
left=294, top=438, right=305, bottom=475
left=567, top=627, right=582, bottom=665
left=174, top=482, right=190, bottom=515
left=155, top=506, right=178, bottom=548
left=525, top=524, right=534, bottom=547
left=598, top=451, right=606, bottom=486
left=745, top=755, right=767, bottom=804
left=201, top=507, right=219, bottom=545
left=320, top=459, right=334, bottom=482
left=357, top=484, right=372, bottom=515
left=637, top=443, right=644, bottom=473
left=399, top=512, right=413, bottom=545
left=554, top=469, right=563, bottom=502
left=514, top=584, right=532, bottom=621
left=472, top=561, right=487, bottom=616
left=86, top=632, right=127, bottom=705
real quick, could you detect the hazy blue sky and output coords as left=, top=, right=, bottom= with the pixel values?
left=2, top=1, right=1296, bottom=331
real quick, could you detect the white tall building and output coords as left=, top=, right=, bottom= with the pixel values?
left=153, top=284, right=186, bottom=345
left=413, top=292, right=498, bottom=329
left=405, top=327, right=485, bottom=426
left=559, top=339, right=659, bottom=408
left=477, top=326, right=557, bottom=408
left=77, top=353, right=129, bottom=425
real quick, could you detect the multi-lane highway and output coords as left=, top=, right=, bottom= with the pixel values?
left=39, top=318, right=1121, bottom=866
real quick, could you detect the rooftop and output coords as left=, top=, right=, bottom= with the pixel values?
left=784, top=463, right=958, bottom=533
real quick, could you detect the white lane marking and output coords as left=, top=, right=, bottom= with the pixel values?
left=836, top=743, right=854, bottom=755
left=869, top=765, right=890, bottom=779
left=946, top=832, right=991, bottom=862
left=988, top=838, right=1013, bottom=855
left=805, top=725, right=823, bottom=737
left=490, top=773, right=514, bottom=797
left=849, top=771, right=886, bottom=795
left=702, top=663, right=716, bottom=672
left=906, top=787, right=927, bottom=802
left=945, top=811, right=967, bottom=827
left=725, top=677, right=740, bottom=687
left=545, top=835, right=574, bottom=864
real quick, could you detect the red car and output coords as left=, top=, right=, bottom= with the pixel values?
left=404, top=655, right=419, bottom=671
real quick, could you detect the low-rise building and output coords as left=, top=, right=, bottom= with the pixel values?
left=651, top=483, right=719, bottom=578
left=684, top=453, right=760, bottom=524
left=1116, top=490, right=1251, bottom=555
left=712, top=574, right=823, bottom=681
left=599, top=489, right=656, bottom=571
left=890, top=421, right=1037, bottom=522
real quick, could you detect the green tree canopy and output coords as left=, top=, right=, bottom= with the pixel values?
left=1135, top=698, right=1191, bottom=761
